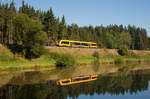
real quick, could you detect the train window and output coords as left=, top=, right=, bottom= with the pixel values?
left=57, top=40, right=60, bottom=43
left=62, top=80, right=70, bottom=83
left=92, top=44, right=96, bottom=46
left=85, top=43, right=89, bottom=46
left=72, top=78, right=83, bottom=82
left=92, top=77, right=97, bottom=79
left=72, top=77, right=90, bottom=82
left=82, top=77, right=90, bottom=80
left=61, top=41, right=69, bottom=44
left=81, top=43, right=89, bottom=46
left=73, top=43, right=80, bottom=45
left=72, top=78, right=81, bottom=81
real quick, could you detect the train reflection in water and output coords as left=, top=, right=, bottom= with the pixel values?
left=57, top=74, right=98, bottom=86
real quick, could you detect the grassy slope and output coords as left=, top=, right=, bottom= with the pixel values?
left=48, top=47, right=118, bottom=63
left=0, top=46, right=150, bottom=68
left=48, top=47, right=150, bottom=62
left=0, top=46, right=54, bottom=67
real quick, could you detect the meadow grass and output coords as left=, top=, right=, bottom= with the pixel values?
left=0, top=46, right=150, bottom=70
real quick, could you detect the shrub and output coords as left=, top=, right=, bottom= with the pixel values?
left=117, top=46, right=128, bottom=56
left=118, top=46, right=140, bottom=58
left=114, top=57, right=125, bottom=64
left=49, top=52, right=61, bottom=60
left=92, top=51, right=99, bottom=59
left=56, top=53, right=76, bottom=67
left=128, top=51, right=139, bottom=58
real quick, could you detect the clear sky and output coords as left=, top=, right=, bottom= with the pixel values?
left=2, top=0, right=150, bottom=36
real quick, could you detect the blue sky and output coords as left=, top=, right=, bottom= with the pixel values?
left=2, top=0, right=150, bottom=36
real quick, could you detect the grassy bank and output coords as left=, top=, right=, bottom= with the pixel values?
left=0, top=46, right=150, bottom=70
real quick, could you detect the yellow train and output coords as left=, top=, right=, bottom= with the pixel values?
left=56, top=74, right=98, bottom=86
left=56, top=40, right=97, bottom=48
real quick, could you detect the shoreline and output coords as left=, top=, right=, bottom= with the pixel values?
left=0, top=61, right=150, bottom=87
left=0, top=58, right=150, bottom=71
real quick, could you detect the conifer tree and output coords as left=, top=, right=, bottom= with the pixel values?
left=0, top=5, right=4, bottom=44
left=43, top=8, right=57, bottom=45
left=58, top=16, right=67, bottom=40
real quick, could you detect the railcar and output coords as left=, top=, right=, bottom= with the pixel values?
left=56, top=40, right=97, bottom=48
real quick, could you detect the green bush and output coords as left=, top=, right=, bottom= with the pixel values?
left=114, top=57, right=125, bottom=64
left=128, top=51, right=139, bottom=58
left=92, top=51, right=99, bottom=59
left=117, top=46, right=129, bottom=56
left=55, top=53, right=76, bottom=67
left=118, top=46, right=140, bottom=58
left=49, top=52, right=61, bottom=60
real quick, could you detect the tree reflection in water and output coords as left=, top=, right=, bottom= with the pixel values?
left=0, top=71, right=150, bottom=99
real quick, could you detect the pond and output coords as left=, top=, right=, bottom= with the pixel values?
left=0, top=63, right=150, bottom=99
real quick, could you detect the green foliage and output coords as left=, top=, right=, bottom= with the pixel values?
left=119, top=32, right=131, bottom=48
left=117, top=46, right=140, bottom=58
left=103, top=53, right=116, bottom=58
left=58, top=16, right=67, bottom=40
left=118, top=46, right=129, bottom=56
left=49, top=52, right=61, bottom=60
left=117, top=46, right=139, bottom=58
left=92, top=51, right=99, bottom=59
left=43, top=8, right=58, bottom=45
left=13, top=14, right=48, bottom=59
left=114, top=57, right=125, bottom=64
left=55, top=53, right=76, bottom=67
left=128, top=51, right=140, bottom=58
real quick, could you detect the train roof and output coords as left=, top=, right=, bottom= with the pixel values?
left=60, top=40, right=96, bottom=44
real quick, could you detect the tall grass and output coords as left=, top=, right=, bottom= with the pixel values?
left=0, top=46, right=26, bottom=64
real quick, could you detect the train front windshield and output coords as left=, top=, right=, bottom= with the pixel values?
left=57, top=40, right=60, bottom=43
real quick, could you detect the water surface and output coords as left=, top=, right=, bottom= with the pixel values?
left=0, top=63, right=150, bottom=99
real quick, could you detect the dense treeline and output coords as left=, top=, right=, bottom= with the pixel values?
left=0, top=1, right=150, bottom=58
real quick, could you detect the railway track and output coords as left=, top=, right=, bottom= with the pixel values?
left=45, top=46, right=97, bottom=49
